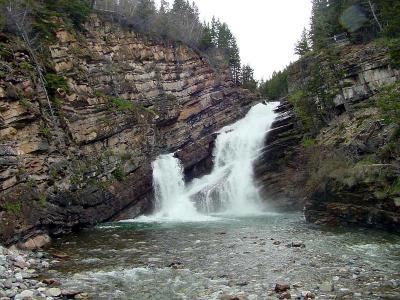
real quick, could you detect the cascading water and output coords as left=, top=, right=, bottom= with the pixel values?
left=150, top=154, right=211, bottom=221
left=138, top=102, right=278, bottom=222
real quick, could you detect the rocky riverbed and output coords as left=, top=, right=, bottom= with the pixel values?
left=0, top=245, right=86, bottom=300
left=38, top=213, right=400, bottom=300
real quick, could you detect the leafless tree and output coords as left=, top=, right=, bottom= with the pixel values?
left=366, top=0, right=383, bottom=32
left=5, top=0, right=63, bottom=147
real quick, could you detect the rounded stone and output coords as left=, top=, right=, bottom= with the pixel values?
left=46, top=288, right=61, bottom=297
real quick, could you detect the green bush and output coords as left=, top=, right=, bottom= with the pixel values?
left=40, top=126, right=52, bottom=138
left=2, top=201, right=22, bottom=215
left=108, top=97, right=134, bottom=111
left=302, top=137, right=316, bottom=148
left=44, top=74, right=69, bottom=95
left=44, top=0, right=91, bottom=29
left=388, top=39, right=400, bottom=69
left=112, top=166, right=125, bottom=182
left=376, top=83, right=400, bottom=125
left=288, top=90, right=319, bottom=132
left=38, top=194, right=47, bottom=207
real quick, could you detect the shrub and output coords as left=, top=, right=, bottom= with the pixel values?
left=288, top=90, right=319, bottom=132
left=376, top=83, right=400, bottom=125
left=108, top=97, right=134, bottom=111
left=388, top=38, right=400, bottom=69
left=44, top=0, right=91, bottom=29
left=38, top=193, right=47, bottom=207
left=302, top=137, right=316, bottom=148
left=44, top=74, right=69, bottom=95
left=112, top=166, right=125, bottom=182
left=2, top=201, right=22, bottom=215
left=40, top=126, right=52, bottom=138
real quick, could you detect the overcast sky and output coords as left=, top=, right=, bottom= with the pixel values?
left=156, top=0, right=312, bottom=81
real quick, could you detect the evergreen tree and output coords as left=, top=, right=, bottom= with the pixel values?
left=294, top=28, right=311, bottom=56
left=154, top=0, right=170, bottom=39
left=129, top=0, right=157, bottom=35
left=199, top=22, right=213, bottom=50
left=241, top=64, right=257, bottom=92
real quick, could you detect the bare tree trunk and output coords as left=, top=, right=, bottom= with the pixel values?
left=368, top=0, right=383, bottom=32
left=6, top=1, right=63, bottom=148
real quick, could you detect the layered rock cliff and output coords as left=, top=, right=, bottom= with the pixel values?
left=0, top=15, right=256, bottom=245
left=256, top=42, right=400, bottom=231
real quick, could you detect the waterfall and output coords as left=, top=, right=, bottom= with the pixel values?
left=151, top=154, right=211, bottom=221
left=138, top=102, right=277, bottom=222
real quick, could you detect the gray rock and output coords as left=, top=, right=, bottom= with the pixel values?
left=15, top=290, right=34, bottom=299
left=15, top=273, right=23, bottom=282
left=46, top=288, right=61, bottom=297
left=4, top=279, right=13, bottom=289
left=0, top=255, right=6, bottom=266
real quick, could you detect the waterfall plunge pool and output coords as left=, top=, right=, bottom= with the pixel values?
left=43, top=103, right=400, bottom=299
left=45, top=214, right=400, bottom=299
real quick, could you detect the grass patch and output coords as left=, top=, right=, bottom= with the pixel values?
left=40, top=126, right=52, bottom=139
left=376, top=82, right=400, bottom=125
left=44, top=73, right=69, bottom=95
left=301, top=137, right=316, bottom=148
left=108, top=97, right=134, bottom=112
left=3, top=201, right=22, bottom=215
left=38, top=193, right=47, bottom=207
left=112, top=166, right=125, bottom=182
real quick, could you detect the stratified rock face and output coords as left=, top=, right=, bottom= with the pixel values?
left=288, top=43, right=400, bottom=105
left=254, top=101, right=306, bottom=211
left=256, top=42, right=400, bottom=230
left=0, top=15, right=256, bottom=245
left=304, top=107, right=400, bottom=231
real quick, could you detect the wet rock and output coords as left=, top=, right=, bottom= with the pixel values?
left=273, top=241, right=281, bottom=245
left=301, top=291, right=315, bottom=299
left=46, top=287, right=61, bottom=297
left=61, top=290, right=82, bottom=298
left=168, top=262, right=185, bottom=269
left=42, top=279, right=61, bottom=287
left=19, top=235, right=51, bottom=250
left=50, top=252, right=70, bottom=260
left=13, top=260, right=29, bottom=269
left=278, top=292, right=291, bottom=299
left=220, top=296, right=247, bottom=300
left=291, top=241, right=305, bottom=248
left=74, top=292, right=89, bottom=299
left=15, top=290, right=34, bottom=299
left=275, top=283, right=290, bottom=293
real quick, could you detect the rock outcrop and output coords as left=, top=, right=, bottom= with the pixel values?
left=0, top=15, right=256, bottom=245
left=257, top=42, right=400, bottom=230
left=254, top=100, right=305, bottom=211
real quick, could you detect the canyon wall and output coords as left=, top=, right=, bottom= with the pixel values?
left=0, top=15, right=256, bottom=245
left=256, top=42, right=400, bottom=231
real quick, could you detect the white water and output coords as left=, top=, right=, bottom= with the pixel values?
left=134, top=102, right=278, bottom=222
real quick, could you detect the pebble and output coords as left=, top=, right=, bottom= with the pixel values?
left=0, top=245, right=64, bottom=300
left=301, top=291, right=315, bottom=299
left=15, top=290, right=34, bottom=299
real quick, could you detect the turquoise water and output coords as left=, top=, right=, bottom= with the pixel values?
left=46, top=213, right=400, bottom=299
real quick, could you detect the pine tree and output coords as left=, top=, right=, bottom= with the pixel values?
left=241, top=64, right=257, bottom=92
left=199, top=22, right=213, bottom=50
left=294, top=28, right=311, bottom=56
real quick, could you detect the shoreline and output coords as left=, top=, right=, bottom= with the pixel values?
left=0, top=245, right=85, bottom=300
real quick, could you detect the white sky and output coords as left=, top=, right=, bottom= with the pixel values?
left=156, top=0, right=312, bottom=81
